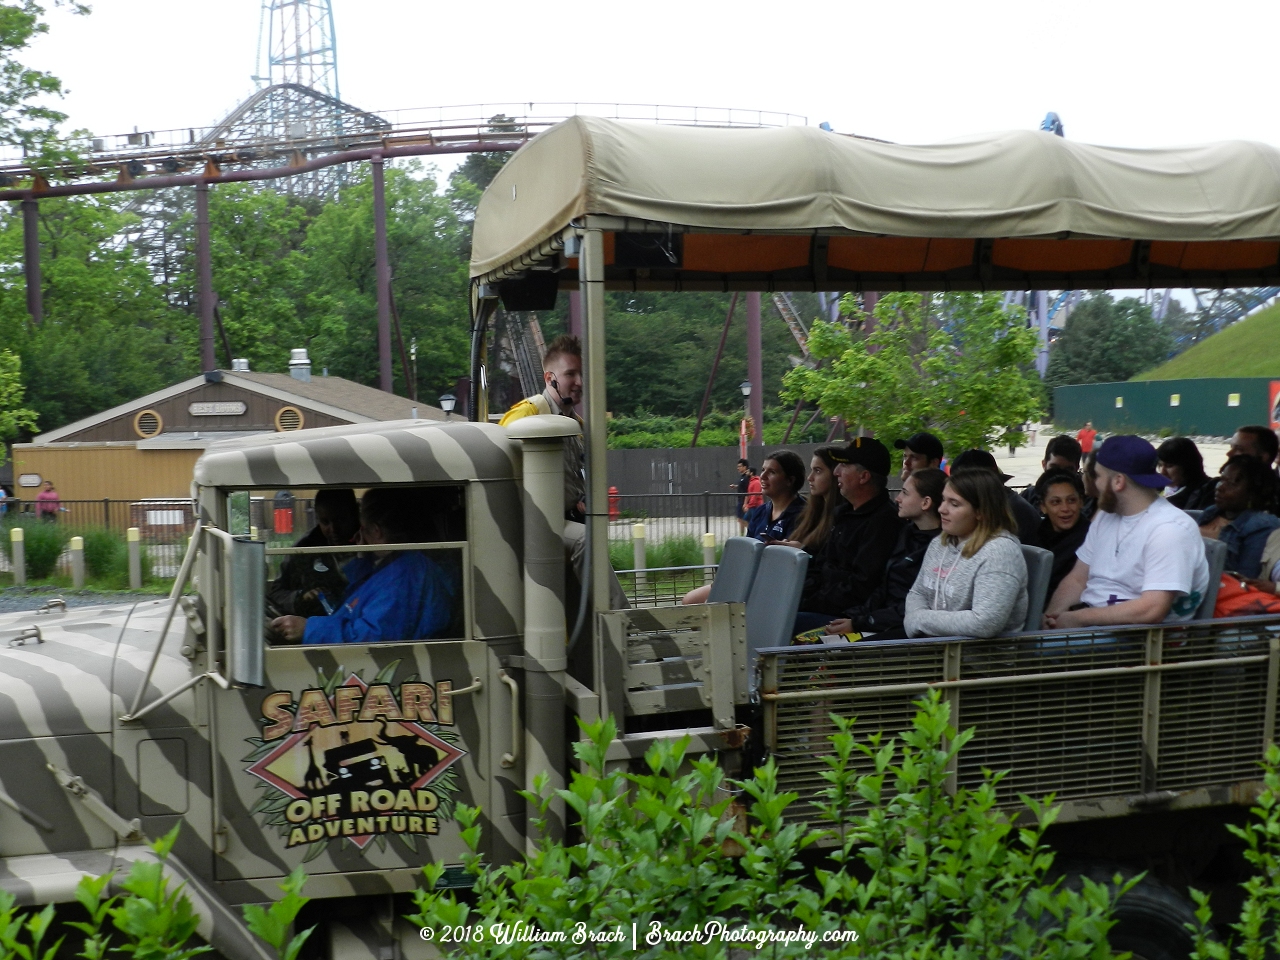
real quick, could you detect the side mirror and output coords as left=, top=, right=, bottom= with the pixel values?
left=225, top=535, right=265, bottom=687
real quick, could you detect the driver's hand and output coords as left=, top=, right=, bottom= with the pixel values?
left=271, top=615, right=307, bottom=643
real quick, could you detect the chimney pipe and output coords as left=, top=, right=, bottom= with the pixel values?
left=231, top=358, right=250, bottom=372
left=289, top=349, right=311, bottom=383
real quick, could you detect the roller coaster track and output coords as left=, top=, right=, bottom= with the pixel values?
left=771, top=292, right=810, bottom=356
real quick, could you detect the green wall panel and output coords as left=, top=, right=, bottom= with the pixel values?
left=1054, top=378, right=1280, bottom=436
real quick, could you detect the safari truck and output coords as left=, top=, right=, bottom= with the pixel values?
left=1, top=118, right=1280, bottom=960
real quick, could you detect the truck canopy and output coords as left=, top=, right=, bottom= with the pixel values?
left=471, top=116, right=1280, bottom=290
left=193, top=420, right=518, bottom=488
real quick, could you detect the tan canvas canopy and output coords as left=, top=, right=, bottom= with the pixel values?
left=471, top=116, right=1280, bottom=290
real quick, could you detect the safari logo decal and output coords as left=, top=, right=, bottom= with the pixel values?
left=243, top=661, right=464, bottom=860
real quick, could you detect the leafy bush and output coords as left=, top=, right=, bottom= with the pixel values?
left=608, top=407, right=829, bottom=450
left=76, top=527, right=152, bottom=587
left=408, top=693, right=1129, bottom=957
left=647, top=533, right=702, bottom=569
left=0, top=518, right=69, bottom=580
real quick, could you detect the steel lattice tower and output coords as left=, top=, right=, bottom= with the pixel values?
left=254, top=0, right=340, bottom=97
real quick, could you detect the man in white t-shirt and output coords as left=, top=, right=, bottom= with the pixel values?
left=1044, top=435, right=1209, bottom=628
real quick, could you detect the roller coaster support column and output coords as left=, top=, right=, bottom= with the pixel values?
left=1035, top=291, right=1050, bottom=376
left=196, top=182, right=215, bottom=373
left=747, top=292, right=764, bottom=448
left=21, top=199, right=40, bottom=324
left=372, top=153, right=393, bottom=393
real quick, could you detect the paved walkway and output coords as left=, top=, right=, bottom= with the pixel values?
left=997, top=425, right=1230, bottom=488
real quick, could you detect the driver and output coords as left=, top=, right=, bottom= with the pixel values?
left=265, top=489, right=360, bottom=617
left=270, top=488, right=457, bottom=645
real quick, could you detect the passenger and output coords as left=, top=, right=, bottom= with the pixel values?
left=1035, top=469, right=1090, bottom=598
left=270, top=488, right=456, bottom=645
left=681, top=450, right=806, bottom=605
left=1043, top=435, right=1210, bottom=629
left=743, top=451, right=806, bottom=542
left=1020, top=435, right=1082, bottom=510
left=777, top=447, right=840, bottom=554
left=1198, top=455, right=1280, bottom=578
left=823, top=467, right=946, bottom=640
left=950, top=449, right=1042, bottom=545
left=1157, top=437, right=1218, bottom=511
left=265, top=489, right=360, bottom=617
left=894, top=432, right=944, bottom=481
left=902, top=468, right=1028, bottom=638
left=1081, top=451, right=1100, bottom=521
left=1228, top=425, right=1280, bottom=513
left=792, top=438, right=902, bottom=629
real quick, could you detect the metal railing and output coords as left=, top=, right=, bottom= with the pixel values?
left=609, top=492, right=745, bottom=548
left=760, top=617, right=1280, bottom=824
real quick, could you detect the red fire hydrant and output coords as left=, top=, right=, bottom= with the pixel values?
left=608, top=486, right=620, bottom=521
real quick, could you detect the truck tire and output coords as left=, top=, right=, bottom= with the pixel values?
left=1059, top=865, right=1203, bottom=960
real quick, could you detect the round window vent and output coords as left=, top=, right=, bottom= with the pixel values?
left=275, top=406, right=304, bottom=432
left=133, top=409, right=163, bottom=438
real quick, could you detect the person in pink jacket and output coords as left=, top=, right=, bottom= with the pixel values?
left=35, top=480, right=60, bottom=522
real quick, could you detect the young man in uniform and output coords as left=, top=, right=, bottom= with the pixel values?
left=499, top=335, right=628, bottom=611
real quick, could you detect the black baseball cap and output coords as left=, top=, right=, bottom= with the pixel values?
left=951, top=448, right=1014, bottom=483
left=894, top=432, right=944, bottom=462
left=828, top=437, right=892, bottom=476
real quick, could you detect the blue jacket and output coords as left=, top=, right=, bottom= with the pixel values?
left=1199, top=506, right=1280, bottom=579
left=303, top=551, right=456, bottom=645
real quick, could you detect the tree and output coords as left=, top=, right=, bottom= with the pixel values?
left=782, top=292, right=1042, bottom=456
left=0, top=0, right=87, bottom=156
left=0, top=348, right=36, bottom=464
left=1045, top=292, right=1173, bottom=388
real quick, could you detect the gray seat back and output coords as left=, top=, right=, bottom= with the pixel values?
left=745, top=545, right=810, bottom=683
left=707, top=537, right=765, bottom=605
left=1020, top=544, right=1054, bottom=631
left=1196, top=537, right=1228, bottom=620
left=1183, top=509, right=1204, bottom=525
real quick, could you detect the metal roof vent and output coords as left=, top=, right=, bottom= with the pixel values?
left=231, top=358, right=250, bottom=372
left=288, top=349, right=311, bottom=383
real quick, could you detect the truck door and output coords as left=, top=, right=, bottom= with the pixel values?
left=212, top=637, right=507, bottom=891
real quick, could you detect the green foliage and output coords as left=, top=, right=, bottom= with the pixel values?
left=0, top=516, right=68, bottom=578
left=0, top=0, right=88, bottom=157
left=1135, top=301, right=1280, bottom=381
left=1046, top=292, right=1174, bottom=388
left=407, top=693, right=1124, bottom=957
left=67, top=871, right=117, bottom=960
left=1186, top=742, right=1280, bottom=959
left=76, top=527, right=151, bottom=587
left=242, top=868, right=314, bottom=960
left=783, top=292, right=1042, bottom=457
left=0, top=893, right=62, bottom=960
left=607, top=407, right=828, bottom=449
left=0, top=348, right=35, bottom=464
left=107, top=826, right=211, bottom=960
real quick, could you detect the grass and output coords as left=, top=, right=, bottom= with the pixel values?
left=1134, top=302, right=1280, bottom=380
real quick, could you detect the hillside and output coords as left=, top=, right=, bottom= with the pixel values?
left=1134, top=302, right=1280, bottom=380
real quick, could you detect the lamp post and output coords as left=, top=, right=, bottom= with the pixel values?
left=439, top=393, right=456, bottom=421
left=739, top=380, right=752, bottom=459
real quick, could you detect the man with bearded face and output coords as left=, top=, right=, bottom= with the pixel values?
left=1043, top=435, right=1210, bottom=629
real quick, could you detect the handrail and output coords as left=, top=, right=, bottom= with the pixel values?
left=761, top=652, right=1272, bottom=703
left=263, top=540, right=465, bottom=556
left=122, top=522, right=202, bottom=720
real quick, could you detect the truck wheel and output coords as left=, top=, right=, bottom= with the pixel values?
left=1060, top=865, right=1203, bottom=960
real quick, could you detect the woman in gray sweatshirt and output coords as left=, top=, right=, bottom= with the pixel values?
left=904, top=468, right=1028, bottom=638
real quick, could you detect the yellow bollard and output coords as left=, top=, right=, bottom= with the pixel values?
left=702, top=531, right=717, bottom=584
left=9, top=526, right=24, bottom=587
left=69, top=536, right=84, bottom=588
left=126, top=527, right=142, bottom=589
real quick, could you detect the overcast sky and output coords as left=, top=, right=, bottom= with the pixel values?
left=25, top=0, right=1280, bottom=166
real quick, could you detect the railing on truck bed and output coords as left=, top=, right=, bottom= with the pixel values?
left=758, top=615, right=1280, bottom=825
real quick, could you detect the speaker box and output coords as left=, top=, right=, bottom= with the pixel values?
left=499, top=272, right=560, bottom=311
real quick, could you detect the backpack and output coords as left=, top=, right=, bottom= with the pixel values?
left=1214, top=573, right=1280, bottom=618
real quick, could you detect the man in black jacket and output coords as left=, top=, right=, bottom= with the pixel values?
left=793, top=438, right=903, bottom=633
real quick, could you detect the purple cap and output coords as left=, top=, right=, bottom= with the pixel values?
left=1095, top=435, right=1167, bottom=489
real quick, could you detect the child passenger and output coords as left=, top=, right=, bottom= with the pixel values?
left=903, top=468, right=1029, bottom=639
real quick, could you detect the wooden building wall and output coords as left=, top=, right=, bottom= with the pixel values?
left=62, top=381, right=346, bottom=442
left=9, top=445, right=202, bottom=501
